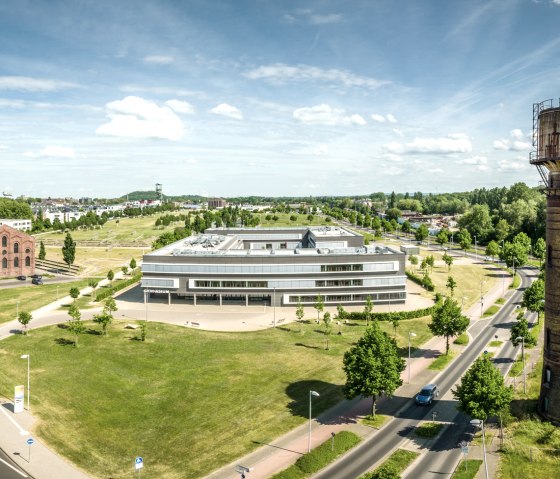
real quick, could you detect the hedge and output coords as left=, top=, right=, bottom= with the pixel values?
left=94, top=271, right=142, bottom=302
left=270, top=431, right=361, bottom=479
left=406, top=270, right=435, bottom=291
left=342, top=304, right=437, bottom=322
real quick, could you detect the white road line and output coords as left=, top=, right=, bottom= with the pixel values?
left=0, top=404, right=30, bottom=436
left=0, top=457, right=28, bottom=477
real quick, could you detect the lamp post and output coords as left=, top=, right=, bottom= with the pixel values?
left=308, top=390, right=320, bottom=452
left=516, top=336, right=527, bottom=394
left=56, top=285, right=59, bottom=301
left=408, top=332, right=417, bottom=383
left=480, top=281, right=486, bottom=318
left=473, top=235, right=477, bottom=260
left=273, top=287, right=276, bottom=328
left=20, top=354, right=30, bottom=412
left=470, top=419, right=489, bottom=479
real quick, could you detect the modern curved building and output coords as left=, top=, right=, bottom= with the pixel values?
left=531, top=99, right=560, bottom=421
left=141, top=226, right=407, bottom=307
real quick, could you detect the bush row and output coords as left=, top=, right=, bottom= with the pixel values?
left=270, top=431, right=361, bottom=479
left=94, top=272, right=142, bottom=302
left=342, top=304, right=436, bottom=322
left=405, top=270, right=435, bottom=291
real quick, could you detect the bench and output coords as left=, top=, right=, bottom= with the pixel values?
left=191, top=322, right=200, bottom=328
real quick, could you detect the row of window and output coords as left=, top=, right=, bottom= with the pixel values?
left=189, top=276, right=407, bottom=289
left=316, top=279, right=363, bottom=287
left=1, top=256, right=31, bottom=268
left=288, top=291, right=406, bottom=303
left=1, top=239, right=30, bottom=254
left=195, top=280, right=269, bottom=288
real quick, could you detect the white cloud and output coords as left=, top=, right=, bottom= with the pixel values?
left=0, top=145, right=7, bottom=150
left=384, top=166, right=404, bottom=176
left=428, top=168, right=444, bottom=173
left=386, top=114, right=397, bottom=123
left=371, top=114, right=385, bottom=123
left=510, top=128, right=524, bottom=140
left=393, top=128, right=404, bottom=137
left=498, top=158, right=530, bottom=171
left=210, top=103, right=243, bottom=120
left=283, top=10, right=342, bottom=25
left=383, top=135, right=472, bottom=154
left=165, top=99, right=195, bottom=114
left=493, top=129, right=531, bottom=151
left=314, top=145, right=328, bottom=156
left=458, top=155, right=488, bottom=171
left=96, top=96, right=186, bottom=141
left=293, top=104, right=367, bottom=126
left=493, top=139, right=509, bottom=150
left=309, top=13, right=342, bottom=24
left=143, top=55, right=174, bottom=65
left=384, top=153, right=403, bottom=162
left=0, top=76, right=79, bottom=91
left=24, top=145, right=76, bottom=158
left=244, top=63, right=389, bottom=91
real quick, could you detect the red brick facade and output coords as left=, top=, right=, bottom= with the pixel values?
left=0, top=225, right=35, bottom=277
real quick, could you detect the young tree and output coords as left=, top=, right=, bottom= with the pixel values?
left=457, top=229, right=472, bottom=255
left=130, top=258, right=137, bottom=271
left=442, top=252, right=454, bottom=271
left=415, top=224, right=429, bottom=242
left=533, top=237, right=546, bottom=266
left=343, top=323, right=406, bottom=418
left=446, top=276, right=457, bottom=297
left=67, top=303, right=85, bottom=347
left=103, top=296, right=118, bottom=316
left=409, top=255, right=419, bottom=270
left=429, top=297, right=470, bottom=355
left=140, top=321, right=147, bottom=341
left=69, top=287, right=80, bottom=302
left=363, top=295, right=374, bottom=326
left=38, top=240, right=46, bottom=260
left=93, top=312, right=112, bottom=335
left=426, top=255, right=435, bottom=273
left=88, top=279, right=99, bottom=301
left=62, top=232, right=76, bottom=267
left=485, top=240, right=500, bottom=261
left=501, top=241, right=528, bottom=269
left=323, top=311, right=333, bottom=350
left=121, top=266, right=129, bottom=275
left=314, top=294, right=324, bottom=322
left=107, top=269, right=114, bottom=286
left=453, top=356, right=513, bottom=420
left=18, top=311, right=32, bottom=335
left=436, top=230, right=449, bottom=248
left=522, top=278, right=544, bottom=323
left=510, top=312, right=537, bottom=347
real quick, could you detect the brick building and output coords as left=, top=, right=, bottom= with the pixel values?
left=0, top=225, right=35, bottom=277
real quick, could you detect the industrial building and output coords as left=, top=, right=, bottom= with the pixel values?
left=141, top=226, right=407, bottom=307
left=0, top=224, right=35, bottom=277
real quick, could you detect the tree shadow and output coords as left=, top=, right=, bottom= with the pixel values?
left=294, top=343, right=320, bottom=350
left=285, top=379, right=345, bottom=421
left=510, top=398, right=539, bottom=418
left=55, top=338, right=75, bottom=346
left=86, top=328, right=102, bottom=336
left=57, top=323, right=69, bottom=330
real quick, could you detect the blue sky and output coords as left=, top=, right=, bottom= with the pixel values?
left=1, top=0, right=559, bottom=199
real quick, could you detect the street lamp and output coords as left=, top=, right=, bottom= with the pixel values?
left=480, top=281, right=486, bottom=318
left=470, top=419, right=489, bottom=479
left=20, top=354, right=30, bottom=412
left=408, top=332, right=417, bottom=383
left=473, top=235, right=477, bottom=260
left=308, top=390, right=320, bottom=452
left=273, top=287, right=276, bottom=328
left=515, top=336, right=527, bottom=394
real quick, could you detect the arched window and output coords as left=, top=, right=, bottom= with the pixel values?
left=14, top=257, right=19, bottom=268
left=14, top=242, right=19, bottom=254
left=1, top=236, right=6, bottom=248
left=25, top=256, right=30, bottom=267
left=1, top=258, right=6, bottom=268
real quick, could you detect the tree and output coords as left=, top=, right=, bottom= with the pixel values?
left=38, top=241, right=46, bottom=260
left=370, top=465, right=400, bottom=479
left=522, top=278, right=544, bottom=323
left=140, top=321, right=147, bottom=341
left=121, top=266, right=129, bottom=275
left=457, top=229, right=472, bottom=254
left=67, top=303, right=84, bottom=347
left=458, top=204, right=494, bottom=243
left=429, top=297, right=470, bottom=355
left=415, top=224, right=429, bottom=242
left=130, top=258, right=137, bottom=271
left=363, top=295, right=374, bottom=326
left=93, top=312, right=113, bottom=335
left=62, top=232, right=76, bottom=267
left=88, top=279, right=99, bottom=301
left=501, top=241, right=528, bottom=269
left=425, top=255, right=435, bottom=273
left=385, top=208, right=402, bottom=222
left=510, top=312, right=537, bottom=347
left=103, top=297, right=118, bottom=316
left=69, top=287, right=80, bottom=302
left=107, top=269, right=114, bottom=285
left=343, top=323, right=406, bottom=417
left=436, top=230, right=449, bottom=247
left=409, top=255, right=419, bottom=270
left=314, top=294, right=324, bottom=322
left=442, top=252, right=453, bottom=271
left=485, top=240, right=500, bottom=261
left=18, top=311, right=32, bottom=335
left=494, top=219, right=510, bottom=243
left=446, top=276, right=457, bottom=297
left=296, top=298, right=305, bottom=332
left=323, top=311, right=332, bottom=350
left=533, top=237, right=546, bottom=265
left=452, top=356, right=513, bottom=420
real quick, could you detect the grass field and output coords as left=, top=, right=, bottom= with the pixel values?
left=0, top=316, right=432, bottom=479
left=0, top=279, right=93, bottom=324
left=255, top=213, right=329, bottom=227
left=452, top=460, right=482, bottom=479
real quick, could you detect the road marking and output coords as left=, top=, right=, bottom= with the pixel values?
left=0, top=457, right=28, bottom=477
left=0, top=403, right=30, bottom=436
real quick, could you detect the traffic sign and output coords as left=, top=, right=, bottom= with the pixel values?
left=26, top=438, right=34, bottom=446
left=135, top=457, right=143, bottom=470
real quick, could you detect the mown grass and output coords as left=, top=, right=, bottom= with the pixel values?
left=489, top=340, right=503, bottom=347
left=452, top=459, right=482, bottom=479
left=0, top=317, right=425, bottom=479
left=454, top=333, right=469, bottom=345
left=359, top=449, right=419, bottom=478
left=483, top=305, right=500, bottom=317
left=508, top=353, right=527, bottom=378
left=510, top=273, right=521, bottom=289
left=360, top=414, right=390, bottom=429
left=255, top=212, right=329, bottom=228
left=429, top=351, right=456, bottom=370
left=269, top=431, right=360, bottom=479
left=0, top=279, right=93, bottom=324
left=415, top=422, right=443, bottom=438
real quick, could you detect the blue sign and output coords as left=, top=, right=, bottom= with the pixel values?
left=26, top=438, right=34, bottom=446
left=135, top=457, right=143, bottom=464
left=135, top=456, right=144, bottom=470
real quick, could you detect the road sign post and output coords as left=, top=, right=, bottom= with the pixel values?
left=26, top=437, right=34, bottom=462
left=135, top=457, right=143, bottom=477
left=235, top=465, right=250, bottom=478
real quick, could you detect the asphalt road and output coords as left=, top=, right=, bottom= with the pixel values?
left=0, top=276, right=79, bottom=290
left=313, top=266, right=535, bottom=479
left=0, top=447, right=31, bottom=479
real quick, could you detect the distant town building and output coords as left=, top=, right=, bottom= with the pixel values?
left=0, top=224, right=35, bottom=277
left=208, top=198, right=227, bottom=209
left=0, top=219, right=32, bottom=231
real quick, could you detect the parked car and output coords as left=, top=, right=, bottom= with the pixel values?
left=31, top=277, right=43, bottom=285
left=415, top=384, right=439, bottom=405
left=16, top=275, right=26, bottom=281
left=31, top=274, right=42, bottom=279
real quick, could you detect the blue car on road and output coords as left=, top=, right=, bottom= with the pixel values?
left=415, top=384, right=439, bottom=405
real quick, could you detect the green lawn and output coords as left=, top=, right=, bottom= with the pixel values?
left=360, top=414, right=390, bottom=428
left=0, top=317, right=425, bottom=479
left=483, top=305, right=500, bottom=317
left=452, top=460, right=482, bottom=479
left=359, top=449, right=419, bottom=478
left=429, top=351, right=456, bottom=370
left=256, top=213, right=329, bottom=227
left=0, top=279, right=93, bottom=324
left=415, top=422, right=444, bottom=438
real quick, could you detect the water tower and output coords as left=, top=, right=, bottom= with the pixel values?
left=531, top=99, right=560, bottom=421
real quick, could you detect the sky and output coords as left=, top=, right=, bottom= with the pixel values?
left=1, top=0, right=560, bottom=199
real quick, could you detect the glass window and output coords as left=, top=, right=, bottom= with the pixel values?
left=1, top=258, right=6, bottom=268
left=14, top=242, right=19, bottom=254
left=1, top=236, right=6, bottom=247
left=14, top=257, right=19, bottom=268
left=25, top=256, right=31, bottom=267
